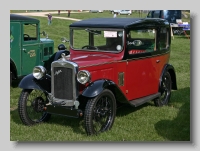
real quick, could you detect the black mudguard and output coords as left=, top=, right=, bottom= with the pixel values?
left=18, top=74, right=51, bottom=93
left=160, top=64, right=178, bottom=91
left=81, top=79, right=128, bottom=104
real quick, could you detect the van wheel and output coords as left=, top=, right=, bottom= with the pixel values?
left=84, top=89, right=116, bottom=135
left=154, top=71, right=172, bottom=107
left=10, top=71, right=12, bottom=86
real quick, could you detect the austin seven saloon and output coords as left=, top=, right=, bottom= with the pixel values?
left=18, top=17, right=177, bottom=135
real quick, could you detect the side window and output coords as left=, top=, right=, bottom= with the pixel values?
left=23, top=23, right=38, bottom=41
left=154, top=10, right=161, bottom=18
left=159, top=28, right=169, bottom=50
left=127, top=28, right=157, bottom=55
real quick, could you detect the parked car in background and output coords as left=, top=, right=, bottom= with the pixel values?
left=146, top=10, right=182, bottom=34
left=89, top=10, right=103, bottom=13
left=110, top=10, right=121, bottom=14
left=119, top=10, right=132, bottom=15
left=18, top=17, right=177, bottom=136
left=146, top=10, right=182, bottom=24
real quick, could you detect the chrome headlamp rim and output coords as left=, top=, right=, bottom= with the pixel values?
left=77, top=70, right=91, bottom=84
left=33, top=66, right=47, bottom=80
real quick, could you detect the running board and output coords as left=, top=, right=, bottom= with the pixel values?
left=128, top=93, right=161, bottom=107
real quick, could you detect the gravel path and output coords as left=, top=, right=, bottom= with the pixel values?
left=11, top=11, right=88, bottom=21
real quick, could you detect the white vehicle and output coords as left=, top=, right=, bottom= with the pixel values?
left=90, top=10, right=104, bottom=13
left=119, top=10, right=132, bottom=15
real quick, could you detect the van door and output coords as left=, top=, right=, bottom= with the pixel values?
left=21, top=22, right=40, bottom=75
left=10, top=22, right=22, bottom=76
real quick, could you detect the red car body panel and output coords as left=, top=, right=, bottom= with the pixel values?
left=69, top=47, right=170, bottom=101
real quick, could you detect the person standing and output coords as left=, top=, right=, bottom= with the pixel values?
left=47, top=13, right=52, bottom=25
left=113, top=12, right=117, bottom=18
left=58, top=10, right=60, bottom=15
left=67, top=10, right=71, bottom=17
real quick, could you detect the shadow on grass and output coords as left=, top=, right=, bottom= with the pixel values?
left=11, top=78, right=22, bottom=88
left=10, top=108, right=86, bottom=135
left=154, top=87, right=190, bottom=141
left=116, top=101, right=154, bottom=117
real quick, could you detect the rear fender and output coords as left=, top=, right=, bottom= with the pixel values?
left=18, top=74, right=51, bottom=93
left=159, top=64, right=178, bottom=91
left=10, top=59, right=17, bottom=79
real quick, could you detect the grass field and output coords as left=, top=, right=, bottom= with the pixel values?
left=10, top=11, right=190, bottom=141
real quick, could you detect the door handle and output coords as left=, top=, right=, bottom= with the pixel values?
left=156, top=60, right=160, bottom=63
left=23, top=48, right=27, bottom=53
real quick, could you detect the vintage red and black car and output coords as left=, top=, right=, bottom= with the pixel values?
left=18, top=17, right=177, bottom=135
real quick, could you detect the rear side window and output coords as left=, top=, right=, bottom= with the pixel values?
left=127, top=28, right=157, bottom=55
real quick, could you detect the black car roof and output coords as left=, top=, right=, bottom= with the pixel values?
left=70, top=18, right=169, bottom=29
left=10, top=14, right=39, bottom=22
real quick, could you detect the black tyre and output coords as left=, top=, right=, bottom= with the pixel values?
left=154, top=71, right=172, bottom=107
left=84, top=89, right=116, bottom=135
left=10, top=71, right=12, bottom=86
left=18, top=89, right=51, bottom=125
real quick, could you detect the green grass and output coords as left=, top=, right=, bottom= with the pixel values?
left=10, top=12, right=190, bottom=141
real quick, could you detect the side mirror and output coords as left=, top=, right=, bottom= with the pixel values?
left=41, top=31, right=46, bottom=36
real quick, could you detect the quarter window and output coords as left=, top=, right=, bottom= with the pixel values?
left=159, top=28, right=169, bottom=50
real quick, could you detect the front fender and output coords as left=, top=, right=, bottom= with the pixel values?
left=18, top=74, right=51, bottom=93
left=81, top=79, right=128, bottom=103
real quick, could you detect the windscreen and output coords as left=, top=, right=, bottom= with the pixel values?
left=70, top=28, right=124, bottom=52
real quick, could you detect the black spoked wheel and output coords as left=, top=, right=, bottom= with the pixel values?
left=18, top=89, right=51, bottom=125
left=154, top=71, right=172, bottom=107
left=84, top=89, right=116, bottom=135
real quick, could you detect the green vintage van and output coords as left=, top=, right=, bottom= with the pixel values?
left=10, top=14, right=57, bottom=86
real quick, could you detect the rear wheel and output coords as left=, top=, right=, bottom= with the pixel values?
left=84, top=89, right=116, bottom=135
left=154, top=71, right=172, bottom=107
left=18, top=89, right=51, bottom=125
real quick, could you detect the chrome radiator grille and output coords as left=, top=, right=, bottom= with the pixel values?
left=51, top=60, right=79, bottom=105
left=53, top=67, right=73, bottom=100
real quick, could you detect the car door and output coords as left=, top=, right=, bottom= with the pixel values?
left=125, top=28, right=159, bottom=100
left=21, top=22, right=40, bottom=75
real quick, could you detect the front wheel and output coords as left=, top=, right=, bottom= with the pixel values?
left=18, top=89, right=51, bottom=126
left=84, top=89, right=116, bottom=135
left=154, top=71, right=172, bottom=107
